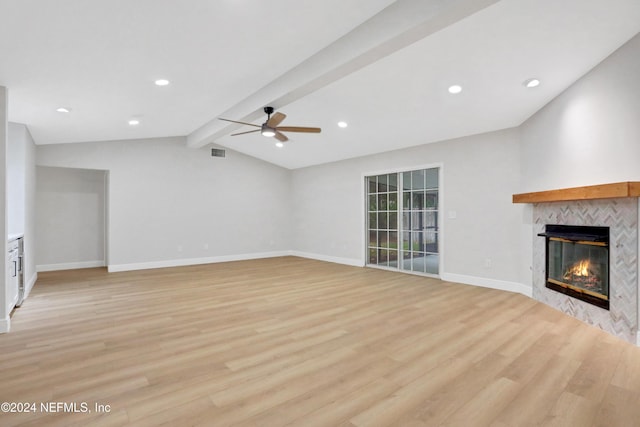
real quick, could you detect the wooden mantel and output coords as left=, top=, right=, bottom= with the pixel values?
left=513, top=182, right=640, bottom=204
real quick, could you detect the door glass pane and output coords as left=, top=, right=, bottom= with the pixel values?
left=377, top=212, right=388, bottom=229
left=377, top=175, right=388, bottom=192
left=369, top=194, right=377, bottom=211
left=389, top=231, right=398, bottom=249
left=388, top=212, right=398, bottom=230
left=425, top=231, right=438, bottom=253
left=368, top=212, right=376, bottom=229
left=402, top=231, right=410, bottom=250
left=412, top=192, right=423, bottom=210
left=403, top=171, right=412, bottom=190
left=411, top=170, right=425, bottom=190
left=378, top=249, right=388, bottom=266
left=410, top=212, right=422, bottom=231
left=380, top=231, right=389, bottom=248
left=368, top=177, right=377, bottom=194
left=369, top=248, right=377, bottom=264
left=423, top=211, right=437, bottom=230
left=425, top=256, right=438, bottom=274
left=378, top=194, right=388, bottom=211
left=402, top=212, right=410, bottom=230
left=388, top=250, right=398, bottom=267
left=426, top=191, right=438, bottom=209
left=388, top=174, right=398, bottom=192
left=426, top=168, right=438, bottom=189
left=388, top=193, right=398, bottom=210
left=412, top=252, right=426, bottom=273
left=369, top=230, right=377, bottom=247
left=411, top=232, right=423, bottom=251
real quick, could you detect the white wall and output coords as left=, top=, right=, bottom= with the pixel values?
left=23, top=125, right=37, bottom=296
left=516, top=33, right=640, bottom=297
left=36, top=137, right=292, bottom=271
left=8, top=124, right=26, bottom=234
left=7, top=123, right=37, bottom=298
left=36, top=166, right=106, bottom=271
left=0, top=86, right=8, bottom=332
left=291, top=128, right=528, bottom=291
left=520, top=33, right=640, bottom=192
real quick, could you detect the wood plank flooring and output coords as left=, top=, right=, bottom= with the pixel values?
left=1, top=256, right=639, bottom=426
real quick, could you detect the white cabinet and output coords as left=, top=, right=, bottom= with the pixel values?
left=7, top=238, right=21, bottom=311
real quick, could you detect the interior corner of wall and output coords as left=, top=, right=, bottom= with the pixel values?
left=25, top=272, right=38, bottom=298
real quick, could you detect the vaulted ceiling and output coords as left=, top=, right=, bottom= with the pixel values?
left=2, top=0, right=639, bottom=169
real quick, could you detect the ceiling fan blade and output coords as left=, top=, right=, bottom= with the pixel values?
left=276, top=126, right=321, bottom=133
left=267, top=112, right=287, bottom=127
left=219, top=118, right=260, bottom=128
left=274, top=131, right=288, bottom=142
left=231, top=129, right=261, bottom=136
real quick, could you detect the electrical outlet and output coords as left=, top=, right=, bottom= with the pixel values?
left=177, top=245, right=183, bottom=252
left=484, top=258, right=492, bottom=268
left=203, top=243, right=209, bottom=250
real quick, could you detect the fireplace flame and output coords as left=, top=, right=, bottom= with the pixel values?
left=562, top=258, right=601, bottom=290
left=571, top=259, right=590, bottom=277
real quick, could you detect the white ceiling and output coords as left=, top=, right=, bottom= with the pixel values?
left=1, top=0, right=639, bottom=169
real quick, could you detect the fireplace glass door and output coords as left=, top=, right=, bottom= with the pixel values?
left=541, top=225, right=609, bottom=310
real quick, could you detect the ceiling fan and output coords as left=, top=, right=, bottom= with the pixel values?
left=219, top=106, right=321, bottom=143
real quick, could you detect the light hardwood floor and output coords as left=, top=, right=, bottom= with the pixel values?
left=1, top=256, right=639, bottom=426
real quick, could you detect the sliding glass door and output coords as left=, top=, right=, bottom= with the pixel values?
left=366, top=167, right=439, bottom=276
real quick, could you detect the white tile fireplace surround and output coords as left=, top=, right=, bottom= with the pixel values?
left=514, top=183, right=640, bottom=346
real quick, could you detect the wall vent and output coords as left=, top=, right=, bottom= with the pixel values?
left=211, top=148, right=226, bottom=158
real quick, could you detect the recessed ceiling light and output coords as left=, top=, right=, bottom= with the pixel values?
left=56, top=107, right=71, bottom=113
left=128, top=119, right=140, bottom=126
left=154, top=79, right=170, bottom=86
left=448, top=85, right=462, bottom=94
left=524, top=78, right=540, bottom=88
left=337, top=121, right=348, bottom=128
left=275, top=142, right=284, bottom=148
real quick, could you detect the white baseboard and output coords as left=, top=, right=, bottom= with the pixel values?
left=37, top=261, right=106, bottom=272
left=107, top=251, right=291, bottom=272
left=289, top=251, right=364, bottom=267
left=0, top=316, right=10, bottom=333
left=441, top=272, right=533, bottom=298
left=637, top=331, right=640, bottom=347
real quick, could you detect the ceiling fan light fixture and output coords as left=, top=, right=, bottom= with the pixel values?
left=448, top=85, right=462, bottom=94
left=275, top=142, right=284, bottom=148
left=261, top=124, right=276, bottom=137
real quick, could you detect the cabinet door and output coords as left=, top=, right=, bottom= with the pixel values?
left=7, top=252, right=19, bottom=310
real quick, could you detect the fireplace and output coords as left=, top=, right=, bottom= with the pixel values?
left=538, top=225, right=610, bottom=310
left=513, top=182, right=640, bottom=345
